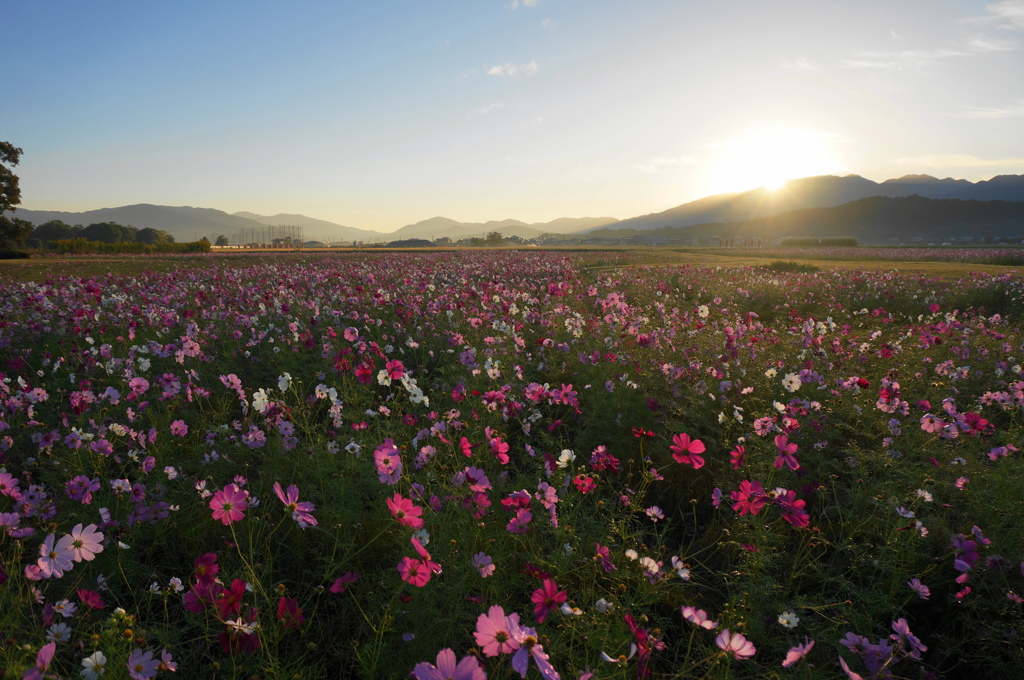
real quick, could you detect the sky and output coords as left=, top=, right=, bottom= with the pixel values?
left=5, top=0, right=1024, bottom=232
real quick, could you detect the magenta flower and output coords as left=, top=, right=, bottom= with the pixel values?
left=330, top=571, right=359, bottom=593
left=716, top=629, right=756, bottom=660
left=729, top=445, right=746, bottom=469
left=773, top=434, right=800, bottom=470
left=276, top=596, right=305, bottom=629
left=782, top=637, right=814, bottom=668
left=209, top=484, right=248, bottom=525
left=474, top=605, right=521, bottom=656
left=397, top=557, right=431, bottom=587
left=730, top=480, right=769, bottom=516
left=170, top=419, right=188, bottom=437
left=387, top=493, right=425, bottom=529
left=531, top=578, right=567, bottom=623
left=37, top=533, right=75, bottom=578
left=273, top=482, right=318, bottom=528
left=412, top=648, right=486, bottom=680
left=670, top=432, right=706, bottom=469
left=68, top=523, right=104, bottom=562
left=385, top=359, right=406, bottom=380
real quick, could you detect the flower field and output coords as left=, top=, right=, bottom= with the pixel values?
left=1, top=250, right=1023, bottom=679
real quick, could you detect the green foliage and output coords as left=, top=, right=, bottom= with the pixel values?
left=47, top=237, right=211, bottom=254
left=759, top=260, right=822, bottom=273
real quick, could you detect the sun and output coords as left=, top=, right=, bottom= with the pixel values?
left=703, top=126, right=845, bottom=195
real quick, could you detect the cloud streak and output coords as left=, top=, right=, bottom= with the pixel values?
left=486, top=61, right=539, bottom=77
left=961, top=98, right=1024, bottom=118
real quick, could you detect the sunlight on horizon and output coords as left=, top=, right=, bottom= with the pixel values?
left=703, top=126, right=847, bottom=196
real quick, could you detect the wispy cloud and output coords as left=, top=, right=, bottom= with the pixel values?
left=486, top=61, right=539, bottom=77
left=779, top=56, right=818, bottom=72
left=895, top=153, right=1024, bottom=168
left=982, top=0, right=1024, bottom=30
left=962, top=98, right=1024, bottom=118
left=541, top=18, right=557, bottom=30
left=635, top=155, right=699, bottom=174
left=467, top=102, right=505, bottom=120
left=508, top=0, right=538, bottom=9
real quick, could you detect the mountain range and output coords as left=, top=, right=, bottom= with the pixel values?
left=8, top=173, right=1024, bottom=245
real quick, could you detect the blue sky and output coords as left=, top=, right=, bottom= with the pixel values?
left=6, top=0, right=1024, bottom=231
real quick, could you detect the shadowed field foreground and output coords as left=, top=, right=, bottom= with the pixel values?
left=1, top=249, right=1022, bottom=679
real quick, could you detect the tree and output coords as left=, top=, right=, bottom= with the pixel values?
left=486, top=231, right=504, bottom=245
left=136, top=227, right=173, bottom=245
left=215, top=234, right=229, bottom=246
left=0, top=141, right=33, bottom=246
left=26, top=220, right=80, bottom=248
left=81, top=222, right=137, bottom=244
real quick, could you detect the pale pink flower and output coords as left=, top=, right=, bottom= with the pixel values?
left=68, top=523, right=104, bottom=562
left=782, top=637, right=814, bottom=668
left=474, top=605, right=521, bottom=657
left=412, top=648, right=485, bottom=680
left=38, top=533, right=75, bottom=578
left=716, top=629, right=756, bottom=660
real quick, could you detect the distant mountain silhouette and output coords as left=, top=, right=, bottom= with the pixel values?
left=636, top=195, right=1024, bottom=244
left=10, top=173, right=1023, bottom=244
left=600, top=174, right=1024, bottom=232
left=11, top=204, right=268, bottom=242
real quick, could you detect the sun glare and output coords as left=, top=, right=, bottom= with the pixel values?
left=703, top=127, right=845, bottom=196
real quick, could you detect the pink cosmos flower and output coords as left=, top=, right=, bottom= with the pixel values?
left=473, top=552, right=495, bottom=578
left=209, top=484, right=248, bottom=525
left=474, top=605, right=521, bottom=656
left=908, top=578, right=930, bottom=600
left=374, top=439, right=403, bottom=485
left=68, top=523, right=104, bottom=562
left=170, top=420, right=188, bottom=437
left=782, top=637, right=814, bottom=668
left=773, top=434, right=800, bottom=470
left=398, top=557, right=432, bottom=587
left=77, top=588, right=105, bottom=610
left=510, top=620, right=561, bottom=679
left=23, top=641, right=56, bottom=680
left=127, top=648, right=159, bottom=680
left=276, top=596, right=305, bottom=629
left=573, top=475, right=596, bottom=494
left=681, top=606, right=718, bottom=630
left=716, top=629, right=756, bottom=659
left=594, top=543, right=617, bottom=573
left=273, top=482, right=318, bottom=528
left=729, top=445, right=745, bottom=469
left=330, top=571, right=359, bottom=593
left=37, top=533, right=75, bottom=578
left=412, top=648, right=486, bottom=680
left=506, top=508, right=533, bottom=534
left=730, top=480, right=769, bottom=516
left=531, top=578, right=567, bottom=624
left=670, top=433, right=705, bottom=469
left=387, top=493, right=425, bottom=529
left=411, top=536, right=442, bottom=575
left=385, top=359, right=406, bottom=380
left=66, top=475, right=101, bottom=504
